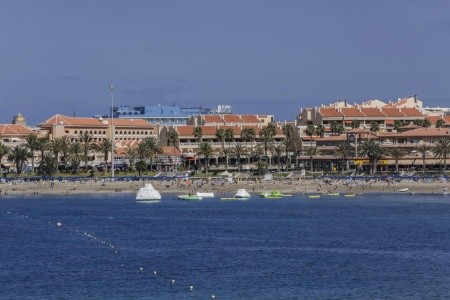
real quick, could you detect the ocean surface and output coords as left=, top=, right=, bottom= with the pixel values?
left=1, top=193, right=450, bottom=299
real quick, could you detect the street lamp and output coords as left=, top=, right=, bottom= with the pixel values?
left=110, top=85, right=115, bottom=178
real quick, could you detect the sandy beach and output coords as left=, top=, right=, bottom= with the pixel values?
left=0, top=177, right=448, bottom=197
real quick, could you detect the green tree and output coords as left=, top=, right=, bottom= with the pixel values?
left=224, top=128, right=234, bottom=168
left=197, top=141, right=214, bottom=173
left=124, top=146, right=137, bottom=172
left=259, top=127, right=274, bottom=164
left=417, top=143, right=431, bottom=175
left=330, top=121, right=344, bottom=134
left=135, top=160, right=147, bottom=176
left=305, top=125, right=315, bottom=140
left=272, top=143, right=285, bottom=171
left=241, top=127, right=256, bottom=163
left=94, top=139, right=114, bottom=163
left=142, top=137, right=163, bottom=171
left=79, top=131, right=93, bottom=171
left=370, top=122, right=380, bottom=132
left=8, top=145, right=29, bottom=175
left=436, top=118, right=446, bottom=128
left=434, top=137, right=450, bottom=172
left=423, top=118, right=432, bottom=128
left=389, top=147, right=406, bottom=173
left=68, top=142, right=83, bottom=173
left=334, top=141, right=354, bottom=173
left=359, top=140, right=385, bottom=174
left=304, top=146, right=319, bottom=172
left=25, top=134, right=39, bottom=174
left=351, top=119, right=361, bottom=129
left=193, top=126, right=203, bottom=149
left=37, top=153, right=58, bottom=176
left=232, top=144, right=248, bottom=171
left=315, top=124, right=325, bottom=138
left=168, top=129, right=179, bottom=171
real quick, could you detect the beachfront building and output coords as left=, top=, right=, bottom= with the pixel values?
left=159, top=113, right=297, bottom=170
left=38, top=114, right=156, bottom=168
left=112, top=103, right=232, bottom=126
left=0, top=123, right=36, bottom=171
left=297, top=98, right=425, bottom=133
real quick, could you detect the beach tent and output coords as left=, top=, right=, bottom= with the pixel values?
left=218, top=171, right=233, bottom=182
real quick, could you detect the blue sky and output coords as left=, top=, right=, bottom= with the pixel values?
left=1, top=0, right=450, bottom=125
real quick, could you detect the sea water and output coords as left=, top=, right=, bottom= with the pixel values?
left=1, top=193, right=449, bottom=299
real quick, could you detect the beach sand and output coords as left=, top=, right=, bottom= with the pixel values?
left=0, top=177, right=448, bottom=197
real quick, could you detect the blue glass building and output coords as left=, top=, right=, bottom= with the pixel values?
left=113, top=104, right=232, bottom=125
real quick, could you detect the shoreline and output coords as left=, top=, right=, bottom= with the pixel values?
left=0, top=178, right=448, bottom=197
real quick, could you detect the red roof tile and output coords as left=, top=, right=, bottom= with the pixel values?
left=0, top=124, right=33, bottom=136
left=340, top=108, right=365, bottom=117
left=318, top=108, right=343, bottom=118
left=360, top=108, right=386, bottom=118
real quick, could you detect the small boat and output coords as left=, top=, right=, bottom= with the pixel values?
left=399, top=188, right=409, bottom=192
left=260, top=190, right=283, bottom=198
left=196, top=192, right=214, bottom=198
left=234, top=189, right=251, bottom=198
left=327, top=193, right=340, bottom=196
left=344, top=194, right=356, bottom=197
left=220, top=197, right=249, bottom=200
left=178, top=194, right=202, bottom=201
left=308, top=195, right=321, bottom=199
left=136, top=183, right=161, bottom=202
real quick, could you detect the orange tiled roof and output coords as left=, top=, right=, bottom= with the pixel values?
left=381, top=108, right=405, bottom=117
left=400, top=108, right=423, bottom=117
left=222, top=115, right=242, bottom=123
left=203, top=115, right=224, bottom=123
left=241, top=115, right=260, bottom=123
left=360, top=108, right=386, bottom=118
left=395, top=127, right=450, bottom=137
left=0, top=124, right=33, bottom=136
left=318, top=108, right=343, bottom=118
left=39, top=114, right=153, bottom=128
left=340, top=108, right=365, bottom=117
left=162, top=146, right=181, bottom=156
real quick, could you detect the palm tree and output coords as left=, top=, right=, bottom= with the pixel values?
left=197, top=141, right=214, bottom=173
left=330, top=121, right=344, bottom=134
left=94, top=139, right=114, bottom=164
left=232, top=144, right=247, bottom=171
left=417, top=143, right=431, bottom=175
left=37, top=153, right=58, bottom=176
left=0, top=143, right=9, bottom=169
left=389, top=147, right=406, bottom=173
left=224, top=128, right=234, bottom=168
left=272, top=143, right=285, bottom=171
left=436, top=118, right=446, bottom=128
left=370, top=122, right=380, bottom=132
left=434, top=137, right=450, bottom=172
left=124, top=146, right=137, bottom=172
left=315, top=124, right=325, bottom=138
left=358, top=140, right=385, bottom=174
left=334, top=141, right=354, bottom=173
left=56, top=136, right=70, bottom=171
left=259, top=127, right=274, bottom=165
left=423, top=118, right=432, bottom=128
left=25, top=134, right=39, bottom=174
left=8, top=145, right=29, bottom=175
left=215, top=128, right=226, bottom=166
left=305, top=125, right=315, bottom=140
left=168, top=130, right=179, bottom=170
left=282, top=124, right=295, bottom=168
left=79, top=131, right=93, bottom=171
left=68, top=142, right=83, bottom=173
left=303, top=146, right=319, bottom=172
left=193, top=126, right=203, bottom=149
left=36, top=137, right=49, bottom=163
left=241, top=128, right=256, bottom=163
left=142, top=137, right=163, bottom=171
left=351, top=120, right=361, bottom=129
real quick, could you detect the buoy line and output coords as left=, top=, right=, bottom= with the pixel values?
left=0, top=209, right=213, bottom=298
